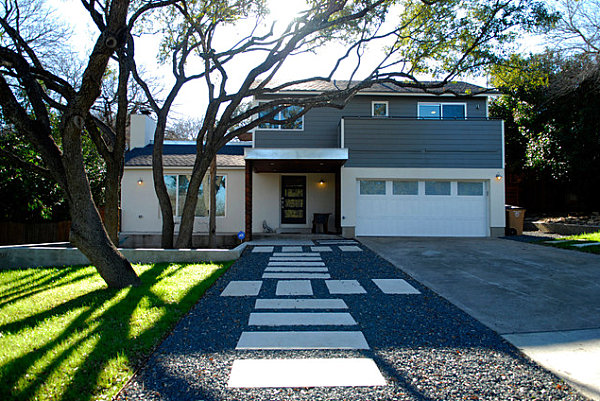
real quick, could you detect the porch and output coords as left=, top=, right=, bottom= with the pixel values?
left=244, top=148, right=348, bottom=241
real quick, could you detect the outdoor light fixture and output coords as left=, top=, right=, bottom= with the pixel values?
left=137, top=178, right=144, bottom=185
left=495, top=174, right=503, bottom=181
left=319, top=178, right=326, bottom=186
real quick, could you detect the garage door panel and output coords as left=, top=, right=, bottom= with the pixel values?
left=356, top=180, right=488, bottom=237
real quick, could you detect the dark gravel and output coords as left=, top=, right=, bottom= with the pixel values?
left=116, top=243, right=587, bottom=401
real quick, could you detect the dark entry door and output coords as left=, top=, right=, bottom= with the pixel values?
left=281, top=176, right=306, bottom=224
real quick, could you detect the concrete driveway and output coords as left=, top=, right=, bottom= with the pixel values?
left=361, top=237, right=600, bottom=400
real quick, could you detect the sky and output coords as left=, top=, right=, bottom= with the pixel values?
left=48, top=0, right=545, bottom=123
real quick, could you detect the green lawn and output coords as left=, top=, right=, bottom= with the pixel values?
left=0, top=261, right=233, bottom=401
left=542, top=231, right=600, bottom=254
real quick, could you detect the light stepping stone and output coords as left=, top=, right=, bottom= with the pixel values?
left=372, top=279, right=421, bottom=294
left=249, top=312, right=357, bottom=326
left=262, top=273, right=331, bottom=279
left=268, top=261, right=325, bottom=266
left=272, top=253, right=321, bottom=257
left=269, top=257, right=323, bottom=261
left=339, top=245, right=362, bottom=252
left=326, top=280, right=367, bottom=294
left=281, top=246, right=303, bottom=252
left=265, top=267, right=328, bottom=273
left=276, top=280, right=313, bottom=296
left=220, top=281, right=262, bottom=297
left=311, top=246, right=333, bottom=252
left=252, top=246, right=274, bottom=253
left=255, top=299, right=348, bottom=310
left=571, top=242, right=600, bottom=248
left=543, top=240, right=573, bottom=244
left=236, top=331, right=369, bottom=350
left=227, top=358, right=386, bottom=388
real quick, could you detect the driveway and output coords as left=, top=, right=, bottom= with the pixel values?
left=361, top=236, right=600, bottom=400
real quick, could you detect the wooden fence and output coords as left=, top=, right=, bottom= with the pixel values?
left=0, top=221, right=71, bottom=245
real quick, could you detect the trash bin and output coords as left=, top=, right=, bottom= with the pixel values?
left=506, top=205, right=526, bottom=235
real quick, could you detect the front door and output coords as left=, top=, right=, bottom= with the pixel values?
left=281, top=176, right=306, bottom=224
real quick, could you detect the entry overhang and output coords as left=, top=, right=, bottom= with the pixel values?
left=244, top=148, right=348, bottom=173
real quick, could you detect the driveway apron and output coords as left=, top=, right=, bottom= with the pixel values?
left=117, top=240, right=586, bottom=401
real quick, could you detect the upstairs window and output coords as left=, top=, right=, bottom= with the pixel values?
left=418, top=103, right=466, bottom=120
left=257, top=104, right=304, bottom=130
left=164, top=174, right=226, bottom=217
left=372, top=101, right=388, bottom=117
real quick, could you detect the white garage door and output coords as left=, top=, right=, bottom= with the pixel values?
left=356, top=180, right=488, bottom=237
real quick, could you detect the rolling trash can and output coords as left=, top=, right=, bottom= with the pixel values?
left=505, top=205, right=526, bottom=235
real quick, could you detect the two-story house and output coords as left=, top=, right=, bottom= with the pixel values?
left=121, top=81, right=505, bottom=247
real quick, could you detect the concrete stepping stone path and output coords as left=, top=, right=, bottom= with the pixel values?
left=276, top=280, right=313, bottom=296
left=265, top=267, right=329, bottom=272
left=220, top=281, right=263, bottom=297
left=225, top=242, right=400, bottom=388
left=236, top=331, right=370, bottom=350
left=255, top=298, right=348, bottom=310
left=248, top=312, right=358, bottom=326
left=262, top=272, right=331, bottom=279
left=227, top=358, right=386, bottom=388
left=372, top=279, right=421, bottom=294
left=325, top=279, right=367, bottom=294
left=339, top=245, right=363, bottom=252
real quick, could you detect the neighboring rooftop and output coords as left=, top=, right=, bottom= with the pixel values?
left=253, top=80, right=494, bottom=96
left=125, top=143, right=249, bottom=167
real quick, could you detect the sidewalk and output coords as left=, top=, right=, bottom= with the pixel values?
left=117, top=240, right=587, bottom=400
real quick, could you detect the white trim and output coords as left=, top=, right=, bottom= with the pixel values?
left=371, top=100, right=389, bottom=117
left=258, top=91, right=491, bottom=98
left=417, top=102, right=467, bottom=119
left=244, top=148, right=348, bottom=160
left=340, top=118, right=345, bottom=148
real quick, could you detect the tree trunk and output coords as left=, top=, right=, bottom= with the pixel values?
left=152, top=115, right=175, bottom=248
left=176, top=155, right=212, bottom=248
left=102, top=50, right=129, bottom=246
left=103, top=162, right=121, bottom=244
left=208, top=157, right=217, bottom=248
left=69, top=197, right=139, bottom=288
left=63, top=118, right=139, bottom=288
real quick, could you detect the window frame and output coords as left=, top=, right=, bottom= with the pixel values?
left=164, top=174, right=227, bottom=218
left=417, top=102, right=467, bottom=120
left=392, top=180, right=419, bottom=196
left=256, top=102, right=305, bottom=131
left=359, top=180, right=387, bottom=195
left=371, top=101, right=389, bottom=117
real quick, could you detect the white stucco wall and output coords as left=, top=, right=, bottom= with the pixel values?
left=340, top=167, right=506, bottom=234
left=252, top=172, right=336, bottom=233
left=121, top=167, right=245, bottom=234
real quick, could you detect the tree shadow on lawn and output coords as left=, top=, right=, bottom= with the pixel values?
left=0, top=262, right=228, bottom=401
left=0, top=268, right=97, bottom=310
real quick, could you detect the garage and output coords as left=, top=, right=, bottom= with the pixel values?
left=356, top=180, right=488, bottom=237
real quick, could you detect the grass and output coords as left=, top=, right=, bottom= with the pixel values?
left=0, top=261, right=233, bottom=401
left=541, top=231, right=600, bottom=254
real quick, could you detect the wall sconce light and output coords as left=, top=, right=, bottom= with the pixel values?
left=495, top=174, right=503, bottom=181
left=137, top=178, right=144, bottom=185
left=318, top=178, right=326, bottom=186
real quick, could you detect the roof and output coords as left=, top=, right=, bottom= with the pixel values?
left=125, top=143, right=249, bottom=168
left=253, top=80, right=495, bottom=96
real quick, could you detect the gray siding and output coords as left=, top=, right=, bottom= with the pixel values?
left=343, top=118, right=502, bottom=168
left=254, top=95, right=487, bottom=149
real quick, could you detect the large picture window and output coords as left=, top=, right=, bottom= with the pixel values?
left=418, top=103, right=466, bottom=120
left=258, top=104, right=304, bottom=130
left=164, top=174, right=226, bottom=217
